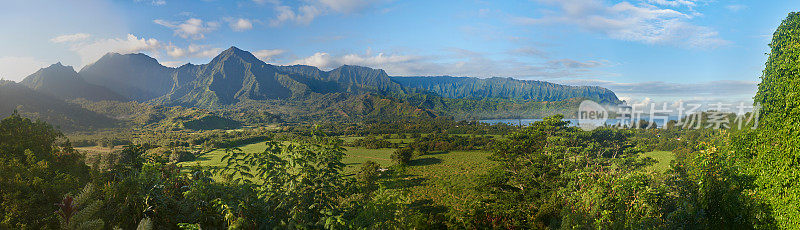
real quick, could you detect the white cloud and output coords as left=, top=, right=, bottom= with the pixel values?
left=266, top=0, right=388, bottom=26
left=228, top=18, right=254, bottom=31
left=645, top=0, right=696, bottom=7
left=164, top=44, right=222, bottom=59
left=154, top=18, right=219, bottom=40
left=0, top=56, right=49, bottom=82
left=270, top=5, right=323, bottom=26
left=548, top=59, right=608, bottom=69
left=317, top=0, right=387, bottom=13
left=135, top=0, right=166, bottom=6
left=509, top=47, right=547, bottom=57
left=726, top=4, right=747, bottom=12
left=60, top=34, right=161, bottom=66
left=50, top=33, right=91, bottom=43
left=289, top=48, right=608, bottom=78
left=516, top=0, right=728, bottom=48
left=291, top=51, right=421, bottom=71
left=52, top=33, right=228, bottom=68
left=253, top=49, right=286, bottom=62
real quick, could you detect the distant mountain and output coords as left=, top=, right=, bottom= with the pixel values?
left=20, top=63, right=127, bottom=101
left=277, top=64, right=404, bottom=94
left=391, top=76, right=620, bottom=103
left=155, top=47, right=291, bottom=107
left=9, top=46, right=623, bottom=125
left=0, top=80, right=117, bottom=131
left=155, top=47, right=405, bottom=107
left=79, top=53, right=174, bottom=101
left=73, top=47, right=616, bottom=108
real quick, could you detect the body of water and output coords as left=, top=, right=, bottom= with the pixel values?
left=480, top=116, right=681, bottom=128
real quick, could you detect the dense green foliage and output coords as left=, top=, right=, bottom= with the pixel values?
left=408, top=133, right=493, bottom=153
left=391, top=147, right=414, bottom=165
left=468, top=115, right=772, bottom=229
left=348, top=135, right=397, bottom=149
left=0, top=113, right=92, bottom=228
left=7, top=12, right=800, bottom=230
left=751, top=11, right=800, bottom=228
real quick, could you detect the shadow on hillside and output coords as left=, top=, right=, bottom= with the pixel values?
left=194, top=154, right=213, bottom=162
left=423, top=151, right=449, bottom=156
left=409, top=157, right=442, bottom=166
left=410, top=199, right=449, bottom=217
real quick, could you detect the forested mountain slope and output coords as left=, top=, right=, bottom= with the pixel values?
left=391, top=76, right=620, bottom=103
left=10, top=46, right=622, bottom=124
left=0, top=80, right=117, bottom=131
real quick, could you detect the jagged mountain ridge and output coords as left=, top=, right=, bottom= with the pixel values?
left=152, top=47, right=405, bottom=107
left=391, top=76, right=621, bottom=103
left=19, top=46, right=620, bottom=109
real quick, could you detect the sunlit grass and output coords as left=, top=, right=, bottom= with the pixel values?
left=641, top=151, right=675, bottom=173
left=179, top=139, right=497, bottom=212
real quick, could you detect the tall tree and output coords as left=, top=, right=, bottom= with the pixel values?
left=752, top=12, right=800, bottom=228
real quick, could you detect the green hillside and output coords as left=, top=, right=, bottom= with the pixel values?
left=391, top=76, right=620, bottom=103
left=0, top=80, right=117, bottom=131
left=20, top=63, right=127, bottom=101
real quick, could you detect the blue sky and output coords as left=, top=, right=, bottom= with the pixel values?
left=1, top=0, right=797, bottom=104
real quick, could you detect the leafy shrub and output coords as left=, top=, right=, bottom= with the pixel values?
left=391, top=147, right=414, bottom=165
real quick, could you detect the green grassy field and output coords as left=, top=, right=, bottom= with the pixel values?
left=339, top=135, right=414, bottom=144
left=641, top=151, right=675, bottom=173
left=399, top=150, right=495, bottom=212
left=179, top=139, right=497, bottom=212
left=179, top=140, right=676, bottom=217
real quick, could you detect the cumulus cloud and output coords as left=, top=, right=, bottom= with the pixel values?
left=65, top=34, right=161, bottom=66
left=50, top=33, right=91, bottom=43
left=165, top=44, right=222, bottom=59
left=154, top=18, right=219, bottom=40
left=50, top=33, right=227, bottom=68
left=265, top=0, right=388, bottom=26
left=270, top=5, right=323, bottom=26
left=227, top=18, right=254, bottom=31
left=253, top=49, right=286, bottom=62
left=515, top=0, right=728, bottom=48
left=289, top=48, right=608, bottom=78
left=0, top=56, right=49, bottom=82
left=726, top=4, right=747, bottom=12
left=290, top=51, right=423, bottom=73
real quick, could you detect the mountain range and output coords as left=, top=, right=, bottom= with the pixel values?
left=391, top=76, right=619, bottom=103
left=16, top=46, right=619, bottom=107
left=20, top=62, right=127, bottom=101
left=0, top=80, right=117, bottom=131
left=3, top=46, right=621, bottom=129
